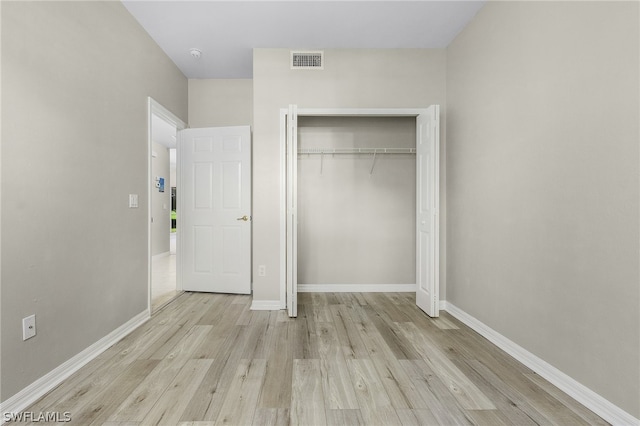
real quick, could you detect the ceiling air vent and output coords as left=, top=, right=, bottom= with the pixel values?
left=291, top=51, right=324, bottom=69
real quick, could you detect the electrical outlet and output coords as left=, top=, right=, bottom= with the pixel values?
left=23, top=315, right=36, bottom=341
left=258, top=265, right=266, bottom=277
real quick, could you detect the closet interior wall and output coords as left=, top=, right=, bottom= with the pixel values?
left=297, top=116, right=416, bottom=288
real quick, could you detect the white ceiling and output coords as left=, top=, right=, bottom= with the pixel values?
left=122, top=1, right=485, bottom=79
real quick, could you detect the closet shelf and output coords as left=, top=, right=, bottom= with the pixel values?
left=298, top=147, right=415, bottom=175
left=298, top=147, right=415, bottom=155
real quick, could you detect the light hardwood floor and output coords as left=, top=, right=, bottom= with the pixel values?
left=23, top=292, right=608, bottom=425
left=151, top=252, right=179, bottom=312
left=151, top=233, right=179, bottom=312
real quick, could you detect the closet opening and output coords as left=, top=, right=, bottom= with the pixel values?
left=296, top=116, right=417, bottom=291
left=281, top=107, right=440, bottom=318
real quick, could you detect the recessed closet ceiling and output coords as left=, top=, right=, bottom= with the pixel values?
left=121, top=1, right=485, bottom=79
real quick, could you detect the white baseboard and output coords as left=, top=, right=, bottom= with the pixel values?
left=0, top=310, right=150, bottom=417
left=444, top=302, right=639, bottom=426
left=250, top=299, right=282, bottom=310
left=298, top=284, right=416, bottom=293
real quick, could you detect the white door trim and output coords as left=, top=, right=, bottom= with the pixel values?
left=279, top=107, right=439, bottom=314
left=147, top=97, right=186, bottom=316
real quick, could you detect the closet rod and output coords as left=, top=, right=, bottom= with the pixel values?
left=298, top=147, right=416, bottom=155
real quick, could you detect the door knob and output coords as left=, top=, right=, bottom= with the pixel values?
left=236, top=215, right=250, bottom=222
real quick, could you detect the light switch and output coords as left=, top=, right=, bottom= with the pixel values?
left=129, top=194, right=139, bottom=208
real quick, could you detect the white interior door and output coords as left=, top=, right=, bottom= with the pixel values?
left=416, top=106, right=440, bottom=317
left=286, top=105, right=298, bottom=317
left=179, top=126, right=251, bottom=294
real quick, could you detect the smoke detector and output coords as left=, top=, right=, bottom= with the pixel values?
left=189, top=48, right=202, bottom=59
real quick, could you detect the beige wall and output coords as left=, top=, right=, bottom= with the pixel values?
left=151, top=142, right=170, bottom=256
left=446, top=1, right=639, bottom=417
left=252, top=48, right=447, bottom=302
left=1, top=1, right=187, bottom=401
left=297, top=116, right=416, bottom=286
left=188, top=79, right=253, bottom=127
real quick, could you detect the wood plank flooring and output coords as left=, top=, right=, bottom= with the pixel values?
left=151, top=251, right=178, bottom=313
left=22, top=292, right=608, bottom=425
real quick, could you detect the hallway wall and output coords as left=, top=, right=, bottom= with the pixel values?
left=188, top=79, right=253, bottom=127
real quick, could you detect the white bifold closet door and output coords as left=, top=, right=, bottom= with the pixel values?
left=415, top=106, right=439, bottom=317
left=286, top=105, right=298, bottom=317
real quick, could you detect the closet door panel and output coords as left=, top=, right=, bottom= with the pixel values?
left=416, top=106, right=440, bottom=317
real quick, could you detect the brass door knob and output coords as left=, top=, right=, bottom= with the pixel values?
left=236, top=215, right=250, bottom=222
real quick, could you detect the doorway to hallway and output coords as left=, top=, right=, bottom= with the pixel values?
left=151, top=232, right=177, bottom=310
left=148, top=98, right=186, bottom=312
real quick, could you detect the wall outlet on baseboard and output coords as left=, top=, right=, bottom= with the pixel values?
left=258, top=265, right=266, bottom=277
left=23, top=315, right=36, bottom=340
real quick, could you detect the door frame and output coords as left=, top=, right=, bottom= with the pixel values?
left=147, top=97, right=186, bottom=315
left=279, top=107, right=440, bottom=314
